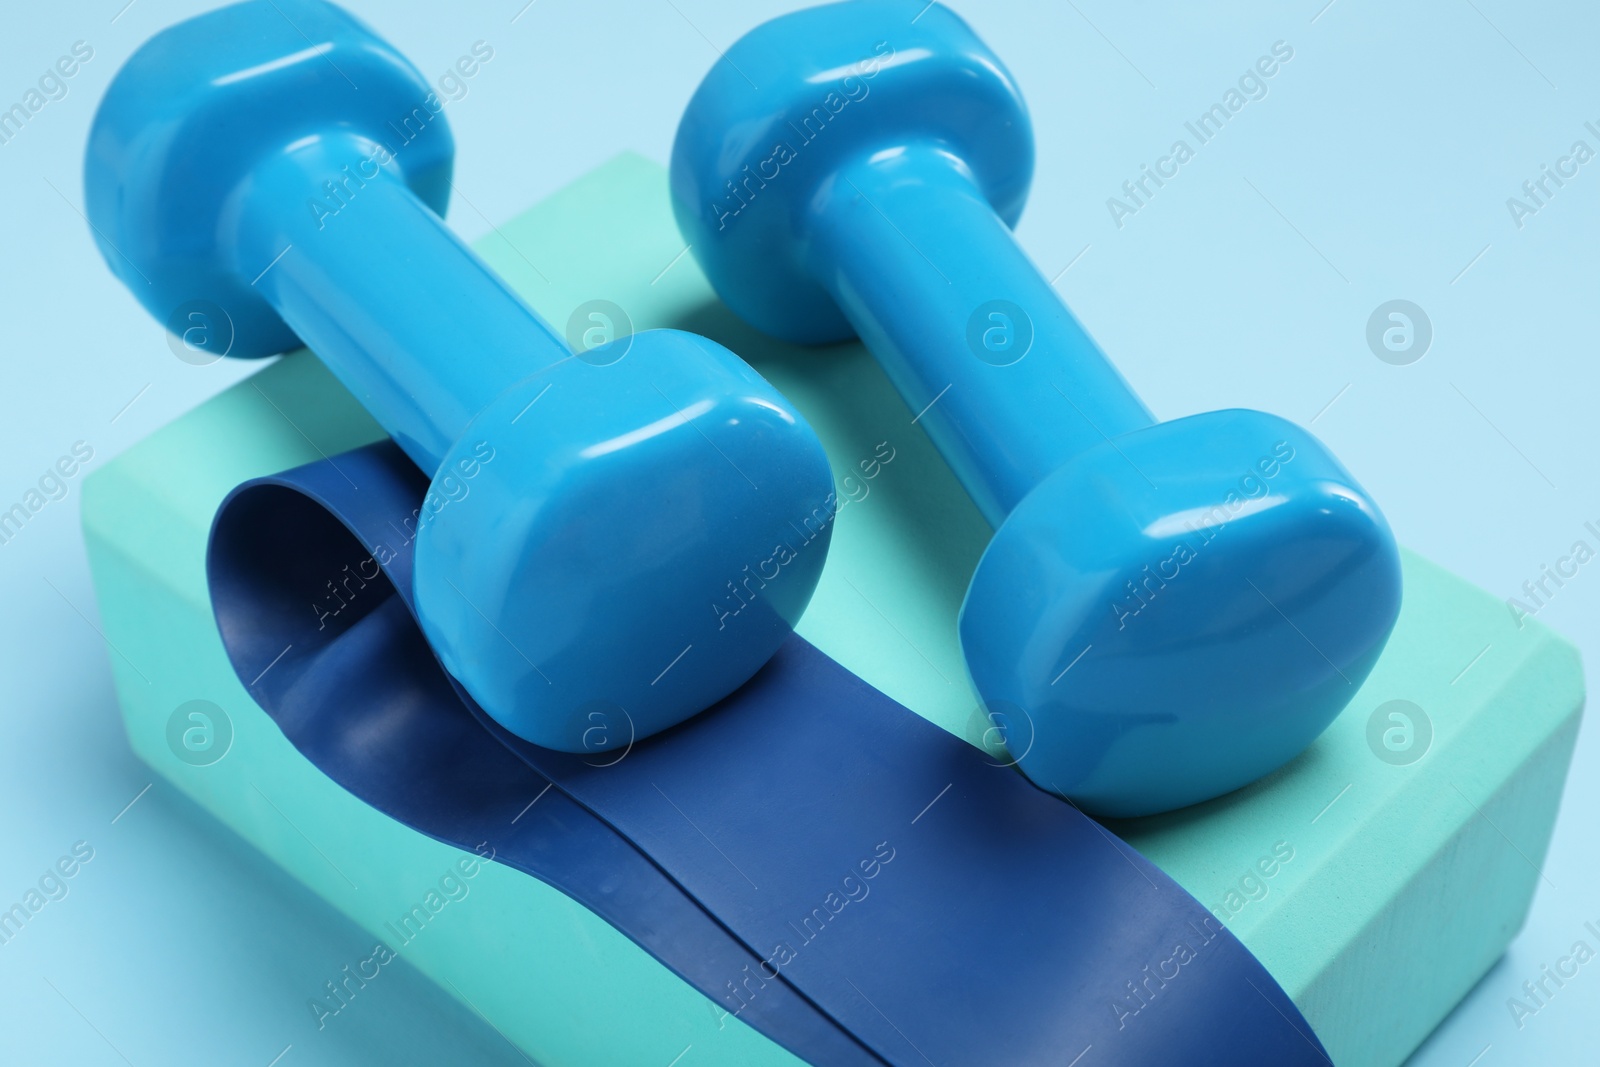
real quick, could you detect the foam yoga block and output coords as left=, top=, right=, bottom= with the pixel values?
left=83, top=154, right=1583, bottom=1066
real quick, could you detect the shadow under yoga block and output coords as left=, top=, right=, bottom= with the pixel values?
left=82, top=153, right=1583, bottom=1067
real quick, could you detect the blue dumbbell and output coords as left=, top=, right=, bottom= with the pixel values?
left=86, top=0, right=835, bottom=752
left=672, top=0, right=1403, bottom=815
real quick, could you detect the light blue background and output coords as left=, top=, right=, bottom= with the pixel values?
left=2, top=0, right=1597, bottom=1063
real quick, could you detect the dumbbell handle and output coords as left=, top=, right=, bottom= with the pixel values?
left=810, top=145, right=1155, bottom=526
left=228, top=131, right=570, bottom=473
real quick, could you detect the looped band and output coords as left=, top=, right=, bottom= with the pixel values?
left=208, top=441, right=1330, bottom=1066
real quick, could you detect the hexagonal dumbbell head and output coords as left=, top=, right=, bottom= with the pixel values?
left=88, top=0, right=838, bottom=752
left=84, top=0, right=455, bottom=359
left=672, top=0, right=1403, bottom=815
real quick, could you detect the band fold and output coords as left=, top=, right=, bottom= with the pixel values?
left=208, top=440, right=1331, bottom=1067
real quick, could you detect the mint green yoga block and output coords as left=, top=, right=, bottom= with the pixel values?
left=82, top=154, right=1582, bottom=1067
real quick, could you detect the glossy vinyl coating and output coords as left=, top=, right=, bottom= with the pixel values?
left=963, top=411, right=1401, bottom=816
left=86, top=0, right=837, bottom=751
left=414, top=335, right=837, bottom=750
left=670, top=0, right=1032, bottom=348
left=83, top=0, right=455, bottom=364
left=672, top=0, right=1404, bottom=814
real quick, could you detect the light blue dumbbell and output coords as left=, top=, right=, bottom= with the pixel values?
left=671, top=0, right=1403, bottom=814
left=86, top=0, right=836, bottom=751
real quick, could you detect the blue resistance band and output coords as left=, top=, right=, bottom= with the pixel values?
left=208, top=440, right=1331, bottom=1067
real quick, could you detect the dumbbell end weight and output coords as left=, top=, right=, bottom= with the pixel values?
left=413, top=331, right=839, bottom=753
left=962, top=410, right=1402, bottom=817
left=88, top=0, right=841, bottom=752
left=84, top=0, right=455, bottom=364
left=670, top=0, right=1031, bottom=349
